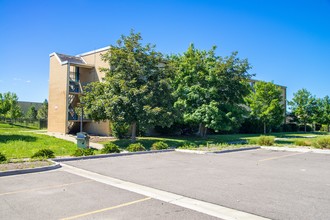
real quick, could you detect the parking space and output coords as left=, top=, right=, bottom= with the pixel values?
left=0, top=170, right=220, bottom=220
left=63, top=149, right=330, bottom=220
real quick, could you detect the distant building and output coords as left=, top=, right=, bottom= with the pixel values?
left=18, top=101, right=43, bottom=115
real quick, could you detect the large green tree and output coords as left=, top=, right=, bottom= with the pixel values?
left=171, top=44, right=252, bottom=137
left=246, top=81, right=285, bottom=134
left=289, top=88, right=315, bottom=132
left=83, top=30, right=176, bottom=141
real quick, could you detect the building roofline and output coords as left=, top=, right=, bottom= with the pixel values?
left=49, top=52, right=62, bottom=63
left=77, top=46, right=110, bottom=57
left=61, top=60, right=94, bottom=68
left=250, top=79, right=287, bottom=88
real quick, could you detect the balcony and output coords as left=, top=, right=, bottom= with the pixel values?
left=69, top=81, right=81, bottom=94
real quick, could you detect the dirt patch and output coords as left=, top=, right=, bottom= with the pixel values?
left=0, top=161, right=53, bottom=172
left=89, top=136, right=115, bottom=143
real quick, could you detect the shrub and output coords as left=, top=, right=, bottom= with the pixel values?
left=257, top=136, right=274, bottom=146
left=101, top=142, right=120, bottom=154
left=32, top=149, right=55, bottom=159
left=312, top=137, right=330, bottom=149
left=294, top=139, right=311, bottom=146
left=151, top=141, right=169, bottom=150
left=248, top=138, right=258, bottom=145
left=126, top=143, right=146, bottom=152
left=0, top=152, right=7, bottom=163
left=111, top=122, right=129, bottom=139
left=72, top=148, right=95, bottom=157
left=320, top=125, right=330, bottom=132
left=178, top=142, right=197, bottom=149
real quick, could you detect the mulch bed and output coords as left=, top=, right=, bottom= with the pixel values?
left=0, top=161, right=52, bottom=172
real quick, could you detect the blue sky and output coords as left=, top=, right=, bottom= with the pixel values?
left=0, top=0, right=329, bottom=103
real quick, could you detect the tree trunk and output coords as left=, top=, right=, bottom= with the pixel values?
left=198, top=123, right=207, bottom=137
left=263, top=122, right=266, bottom=134
left=304, top=122, right=307, bottom=133
left=328, top=124, right=329, bottom=132
left=131, top=121, right=137, bottom=142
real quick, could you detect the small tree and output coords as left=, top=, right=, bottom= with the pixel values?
left=0, top=92, right=13, bottom=117
left=289, top=88, right=315, bottom=132
left=26, top=105, right=37, bottom=120
left=246, top=81, right=285, bottom=134
left=37, top=99, right=48, bottom=120
left=320, top=96, right=330, bottom=132
left=0, top=92, right=21, bottom=119
left=7, top=103, right=22, bottom=120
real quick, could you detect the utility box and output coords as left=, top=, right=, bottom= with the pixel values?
left=76, top=132, right=90, bottom=148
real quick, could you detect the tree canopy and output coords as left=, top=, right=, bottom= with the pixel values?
left=37, top=99, right=48, bottom=120
left=26, top=105, right=38, bottom=120
left=171, top=44, right=252, bottom=136
left=289, top=88, right=316, bottom=132
left=83, top=30, right=176, bottom=141
left=0, top=92, right=22, bottom=119
left=319, top=96, right=330, bottom=131
left=246, top=81, right=285, bottom=134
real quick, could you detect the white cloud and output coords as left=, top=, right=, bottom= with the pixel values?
left=26, top=80, right=31, bottom=83
left=13, top=78, right=21, bottom=81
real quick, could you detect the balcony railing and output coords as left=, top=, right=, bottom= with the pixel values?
left=69, top=81, right=81, bottom=93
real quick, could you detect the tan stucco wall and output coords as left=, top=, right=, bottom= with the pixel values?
left=81, top=49, right=109, bottom=81
left=80, top=49, right=111, bottom=135
left=84, top=121, right=110, bottom=136
left=48, top=55, right=68, bottom=133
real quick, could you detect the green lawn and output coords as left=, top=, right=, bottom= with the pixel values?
left=103, top=132, right=330, bottom=150
left=1, top=122, right=329, bottom=159
left=0, top=123, right=77, bottom=159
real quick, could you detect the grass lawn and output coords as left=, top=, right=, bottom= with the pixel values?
left=103, top=132, right=330, bottom=150
left=0, top=123, right=77, bottom=159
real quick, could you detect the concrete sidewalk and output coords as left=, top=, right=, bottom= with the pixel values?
left=45, top=132, right=104, bottom=150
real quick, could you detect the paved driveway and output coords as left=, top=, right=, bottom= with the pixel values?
left=1, top=149, right=330, bottom=219
left=63, top=149, right=330, bottom=220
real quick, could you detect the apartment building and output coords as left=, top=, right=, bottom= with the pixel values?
left=48, top=47, right=111, bottom=135
left=48, top=46, right=287, bottom=136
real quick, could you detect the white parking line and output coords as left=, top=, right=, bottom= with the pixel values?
left=61, top=163, right=269, bottom=220
left=61, top=197, right=151, bottom=220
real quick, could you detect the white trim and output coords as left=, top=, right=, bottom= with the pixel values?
left=77, top=46, right=110, bottom=57
left=80, top=56, right=87, bottom=64
left=49, top=52, right=63, bottom=64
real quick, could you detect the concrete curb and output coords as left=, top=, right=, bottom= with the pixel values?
left=0, top=161, right=61, bottom=177
left=175, top=147, right=260, bottom=155
left=52, top=149, right=175, bottom=162
left=261, top=146, right=330, bottom=154
left=209, top=146, right=261, bottom=154
left=175, top=149, right=208, bottom=154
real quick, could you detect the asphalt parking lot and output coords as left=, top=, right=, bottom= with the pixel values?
left=0, top=170, right=220, bottom=220
left=1, top=149, right=330, bottom=219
